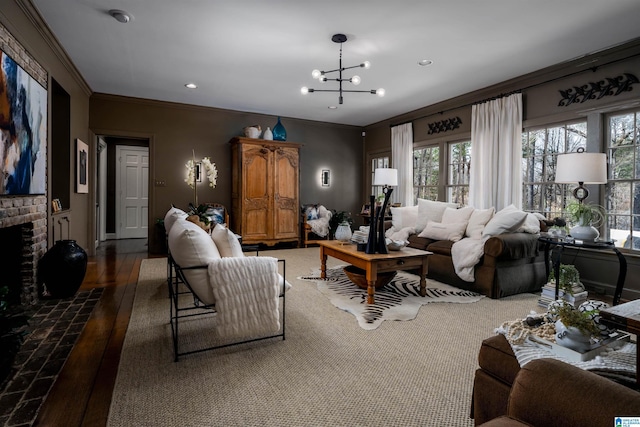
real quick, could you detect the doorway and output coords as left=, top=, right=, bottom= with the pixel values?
left=96, top=136, right=149, bottom=242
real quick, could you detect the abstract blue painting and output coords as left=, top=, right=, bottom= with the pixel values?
left=0, top=50, right=47, bottom=195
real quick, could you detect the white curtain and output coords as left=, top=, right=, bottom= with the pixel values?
left=469, top=93, right=523, bottom=210
left=391, top=123, right=414, bottom=206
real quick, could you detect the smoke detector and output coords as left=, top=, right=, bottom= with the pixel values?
left=109, top=9, right=133, bottom=23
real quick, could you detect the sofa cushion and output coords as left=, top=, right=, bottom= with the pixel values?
left=390, top=205, right=418, bottom=230
left=466, top=207, right=495, bottom=239
left=415, top=199, right=458, bottom=233
left=483, top=205, right=527, bottom=237
left=418, top=220, right=467, bottom=242
left=211, top=223, right=244, bottom=257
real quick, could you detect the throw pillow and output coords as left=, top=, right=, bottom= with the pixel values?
left=417, top=220, right=467, bottom=242
left=466, top=207, right=495, bottom=239
left=517, top=212, right=542, bottom=234
left=164, top=206, right=188, bottom=234
left=482, top=205, right=528, bottom=237
left=415, top=199, right=458, bottom=233
left=305, top=205, right=319, bottom=220
left=385, top=226, right=415, bottom=242
left=211, top=223, right=244, bottom=257
left=168, top=219, right=221, bottom=305
left=390, top=205, right=419, bottom=230
left=442, top=206, right=474, bottom=224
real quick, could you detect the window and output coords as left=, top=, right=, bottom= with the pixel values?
left=371, top=156, right=389, bottom=200
left=447, top=141, right=471, bottom=205
left=413, top=145, right=439, bottom=202
left=606, top=110, right=640, bottom=250
left=521, top=122, right=587, bottom=218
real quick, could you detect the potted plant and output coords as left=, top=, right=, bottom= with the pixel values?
left=548, top=264, right=584, bottom=296
left=329, top=211, right=353, bottom=239
left=565, top=201, right=606, bottom=241
left=550, top=302, right=600, bottom=352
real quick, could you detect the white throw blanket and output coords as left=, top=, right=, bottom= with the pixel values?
left=450, top=236, right=488, bottom=282
left=208, top=257, right=281, bottom=340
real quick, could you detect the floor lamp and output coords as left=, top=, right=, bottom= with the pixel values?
left=366, top=168, right=398, bottom=254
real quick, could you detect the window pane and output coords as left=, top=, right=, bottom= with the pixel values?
left=547, top=126, right=565, bottom=154
left=610, top=146, right=634, bottom=179
left=566, top=122, right=587, bottom=152
left=610, top=113, right=635, bottom=146
left=413, top=147, right=439, bottom=186
left=607, top=181, right=630, bottom=215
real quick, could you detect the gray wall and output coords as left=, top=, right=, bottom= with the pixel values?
left=89, top=95, right=363, bottom=252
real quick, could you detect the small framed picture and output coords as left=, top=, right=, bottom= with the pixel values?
left=360, top=203, right=371, bottom=215
left=76, top=139, right=89, bottom=193
left=52, top=199, right=62, bottom=212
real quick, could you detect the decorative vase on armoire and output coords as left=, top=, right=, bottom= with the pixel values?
left=272, top=117, right=287, bottom=141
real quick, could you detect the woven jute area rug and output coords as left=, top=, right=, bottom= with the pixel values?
left=107, top=248, right=541, bottom=427
left=299, top=266, right=484, bottom=330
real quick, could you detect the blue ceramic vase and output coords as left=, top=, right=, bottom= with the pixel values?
left=272, top=117, right=287, bottom=141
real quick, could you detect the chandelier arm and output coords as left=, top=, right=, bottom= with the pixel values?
left=301, top=89, right=378, bottom=94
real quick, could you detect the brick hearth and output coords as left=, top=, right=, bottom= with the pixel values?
left=0, top=196, right=48, bottom=305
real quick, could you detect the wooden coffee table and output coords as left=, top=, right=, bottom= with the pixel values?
left=318, top=240, right=432, bottom=304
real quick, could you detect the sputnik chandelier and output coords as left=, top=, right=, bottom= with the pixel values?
left=301, top=34, right=385, bottom=105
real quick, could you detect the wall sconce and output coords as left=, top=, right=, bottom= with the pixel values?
left=195, top=162, right=202, bottom=182
left=321, top=170, right=330, bottom=187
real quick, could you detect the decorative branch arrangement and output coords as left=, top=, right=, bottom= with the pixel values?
left=427, top=116, right=462, bottom=134
left=558, top=73, right=638, bottom=107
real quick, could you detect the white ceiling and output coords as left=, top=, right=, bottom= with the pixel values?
left=32, top=0, right=640, bottom=127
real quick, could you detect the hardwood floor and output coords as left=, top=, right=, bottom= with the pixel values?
left=34, top=239, right=152, bottom=427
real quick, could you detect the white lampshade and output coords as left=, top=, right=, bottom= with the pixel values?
left=555, top=152, right=607, bottom=184
left=373, top=168, right=398, bottom=186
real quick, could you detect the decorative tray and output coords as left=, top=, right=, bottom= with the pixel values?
left=528, top=331, right=631, bottom=362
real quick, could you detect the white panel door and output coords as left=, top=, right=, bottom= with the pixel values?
left=116, top=146, right=149, bottom=239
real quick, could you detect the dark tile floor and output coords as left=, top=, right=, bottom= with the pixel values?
left=0, top=288, right=103, bottom=427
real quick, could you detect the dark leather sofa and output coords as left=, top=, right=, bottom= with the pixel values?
left=403, top=230, right=547, bottom=299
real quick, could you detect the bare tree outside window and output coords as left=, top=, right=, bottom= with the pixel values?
left=521, top=122, right=586, bottom=218
left=413, top=146, right=439, bottom=203
left=447, top=141, right=471, bottom=205
left=606, top=111, right=640, bottom=250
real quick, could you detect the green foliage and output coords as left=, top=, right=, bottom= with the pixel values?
left=555, top=303, right=600, bottom=337
left=565, top=201, right=605, bottom=227
left=548, top=264, right=581, bottom=295
left=187, top=203, right=211, bottom=225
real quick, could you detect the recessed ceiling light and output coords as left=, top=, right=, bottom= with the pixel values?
left=418, top=59, right=433, bottom=66
left=185, top=83, right=197, bottom=89
left=328, top=106, right=337, bottom=109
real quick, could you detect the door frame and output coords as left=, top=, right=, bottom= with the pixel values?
left=90, top=129, right=154, bottom=249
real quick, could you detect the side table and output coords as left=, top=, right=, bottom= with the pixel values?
left=538, top=236, right=627, bottom=305
left=599, top=299, right=640, bottom=383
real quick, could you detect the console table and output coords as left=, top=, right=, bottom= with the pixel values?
left=538, top=236, right=627, bottom=305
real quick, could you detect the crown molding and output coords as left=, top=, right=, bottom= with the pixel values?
left=16, top=0, right=92, bottom=97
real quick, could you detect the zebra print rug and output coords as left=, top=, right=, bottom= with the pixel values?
left=299, top=266, right=484, bottom=330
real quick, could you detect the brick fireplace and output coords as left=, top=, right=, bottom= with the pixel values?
left=0, top=196, right=48, bottom=305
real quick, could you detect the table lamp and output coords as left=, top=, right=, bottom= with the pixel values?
left=366, top=168, right=398, bottom=254
left=555, top=148, right=607, bottom=240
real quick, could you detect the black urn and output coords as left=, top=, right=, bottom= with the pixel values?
left=39, top=240, right=88, bottom=298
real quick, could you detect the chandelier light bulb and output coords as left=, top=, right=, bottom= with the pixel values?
left=301, top=87, right=309, bottom=95
left=319, top=76, right=326, bottom=83
left=377, top=88, right=386, bottom=97
left=351, top=75, right=361, bottom=85
left=311, top=69, right=321, bottom=79
left=362, top=61, right=371, bottom=69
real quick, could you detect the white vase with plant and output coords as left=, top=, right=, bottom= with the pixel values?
left=565, top=201, right=605, bottom=241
